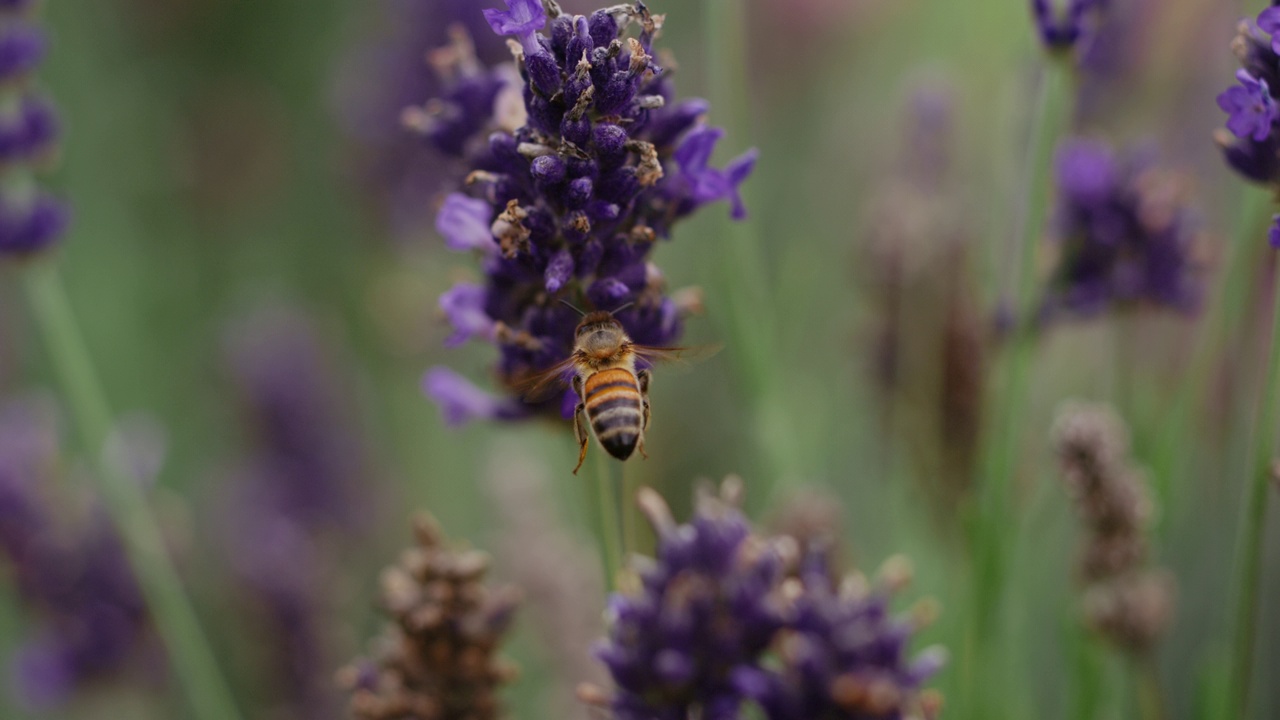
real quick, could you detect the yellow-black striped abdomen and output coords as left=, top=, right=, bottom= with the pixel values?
left=584, top=368, right=643, bottom=460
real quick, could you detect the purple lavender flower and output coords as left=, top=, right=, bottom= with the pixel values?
left=591, top=482, right=790, bottom=720
left=750, top=552, right=946, bottom=720
left=0, top=3, right=67, bottom=258
left=415, top=2, right=755, bottom=421
left=1218, top=71, right=1278, bottom=142
left=218, top=308, right=375, bottom=717
left=1216, top=9, right=1280, bottom=192
left=1031, top=0, right=1103, bottom=51
left=1040, top=138, right=1203, bottom=321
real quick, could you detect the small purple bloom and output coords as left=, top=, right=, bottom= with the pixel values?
left=1260, top=7, right=1280, bottom=54
left=0, top=24, right=44, bottom=82
left=483, top=0, right=546, bottom=55
left=0, top=95, right=58, bottom=163
left=0, top=194, right=69, bottom=255
left=1217, top=70, right=1278, bottom=142
left=423, top=367, right=523, bottom=426
left=436, top=192, right=497, bottom=252
left=1269, top=215, right=1280, bottom=248
left=670, top=125, right=759, bottom=220
left=440, top=282, right=495, bottom=347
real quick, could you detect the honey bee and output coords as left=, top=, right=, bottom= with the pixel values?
left=522, top=304, right=703, bottom=474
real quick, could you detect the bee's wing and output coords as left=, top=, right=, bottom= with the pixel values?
left=631, top=343, right=723, bottom=367
left=512, top=357, right=578, bottom=402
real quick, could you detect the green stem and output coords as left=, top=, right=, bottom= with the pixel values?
left=1133, top=655, right=1166, bottom=720
left=1151, top=186, right=1270, bottom=530
left=21, top=260, right=242, bottom=720
left=591, top=450, right=624, bottom=590
left=703, top=0, right=803, bottom=492
left=1227, top=249, right=1280, bottom=719
left=976, top=55, right=1073, bottom=630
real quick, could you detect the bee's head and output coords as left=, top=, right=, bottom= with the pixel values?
left=574, top=310, right=628, bottom=358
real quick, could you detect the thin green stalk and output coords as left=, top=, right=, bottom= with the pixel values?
left=1151, top=186, right=1270, bottom=527
left=1133, top=655, right=1166, bottom=720
left=703, top=0, right=804, bottom=491
left=591, top=450, right=625, bottom=590
left=21, top=260, right=242, bottom=720
left=975, top=55, right=1073, bottom=629
left=1227, top=250, right=1280, bottom=719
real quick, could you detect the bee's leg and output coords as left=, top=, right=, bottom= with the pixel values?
left=637, top=370, right=652, bottom=431
left=570, top=381, right=588, bottom=471
left=637, top=369, right=651, bottom=459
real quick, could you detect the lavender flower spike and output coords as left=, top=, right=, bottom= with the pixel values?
left=588, top=480, right=791, bottom=720
left=414, top=3, right=754, bottom=421
left=483, top=0, right=547, bottom=53
left=1217, top=70, right=1278, bottom=142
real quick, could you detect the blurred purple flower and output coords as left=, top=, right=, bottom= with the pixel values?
left=0, top=3, right=67, bottom=259
left=413, top=3, right=752, bottom=420
left=0, top=23, right=44, bottom=81
left=1030, top=0, right=1102, bottom=51
left=436, top=191, right=499, bottom=252
left=0, top=395, right=151, bottom=710
left=219, top=308, right=375, bottom=718
left=422, top=366, right=524, bottom=426
left=1041, top=139, right=1204, bottom=321
left=334, top=0, right=510, bottom=241
left=440, top=282, right=495, bottom=346
left=1218, top=71, right=1278, bottom=142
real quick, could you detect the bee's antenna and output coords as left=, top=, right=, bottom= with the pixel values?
left=559, top=299, right=587, bottom=317
left=610, top=301, right=635, bottom=315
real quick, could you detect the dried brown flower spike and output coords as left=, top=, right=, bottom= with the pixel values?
left=338, top=514, right=521, bottom=720
left=1051, top=401, right=1175, bottom=656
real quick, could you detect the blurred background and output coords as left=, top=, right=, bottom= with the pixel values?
left=0, top=0, right=1274, bottom=718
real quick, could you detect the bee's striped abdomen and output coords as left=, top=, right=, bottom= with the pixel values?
left=583, top=368, right=643, bottom=460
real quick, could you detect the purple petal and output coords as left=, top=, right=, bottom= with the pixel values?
left=1270, top=215, right=1280, bottom=248
left=435, top=193, right=496, bottom=252
left=439, top=283, right=494, bottom=347
left=422, top=367, right=518, bottom=427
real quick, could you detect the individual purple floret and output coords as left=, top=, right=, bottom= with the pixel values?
left=1040, top=138, right=1203, bottom=321
left=415, top=2, right=755, bottom=422
left=749, top=551, right=946, bottom=720
left=589, top=481, right=790, bottom=720
left=1218, top=70, right=1278, bottom=143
